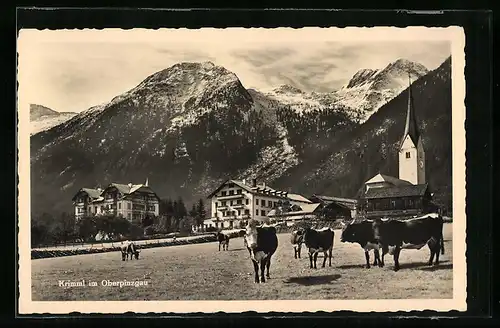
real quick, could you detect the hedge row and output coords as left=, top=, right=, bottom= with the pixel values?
left=31, top=235, right=219, bottom=260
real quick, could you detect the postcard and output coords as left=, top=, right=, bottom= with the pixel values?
left=17, top=25, right=466, bottom=314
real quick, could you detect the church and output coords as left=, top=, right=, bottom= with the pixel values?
left=358, top=76, right=440, bottom=219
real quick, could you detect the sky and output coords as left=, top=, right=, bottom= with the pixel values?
left=18, top=28, right=452, bottom=113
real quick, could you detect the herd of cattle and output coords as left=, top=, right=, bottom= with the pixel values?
left=119, top=213, right=447, bottom=284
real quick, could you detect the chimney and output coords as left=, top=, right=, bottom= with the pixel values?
left=128, top=183, right=133, bottom=188
left=242, top=178, right=246, bottom=185
left=252, top=178, right=257, bottom=187
left=262, top=182, right=266, bottom=188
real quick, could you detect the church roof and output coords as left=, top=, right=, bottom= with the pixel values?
left=363, top=183, right=429, bottom=199
left=400, top=75, right=421, bottom=149
left=365, top=173, right=413, bottom=187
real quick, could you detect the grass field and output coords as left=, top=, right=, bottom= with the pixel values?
left=31, top=223, right=453, bottom=301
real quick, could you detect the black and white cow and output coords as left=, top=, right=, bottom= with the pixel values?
left=245, top=220, right=278, bottom=283
left=340, top=219, right=382, bottom=268
left=120, top=241, right=140, bottom=261
left=216, top=232, right=230, bottom=251
left=303, top=227, right=334, bottom=269
left=290, top=230, right=304, bottom=259
left=369, top=213, right=445, bottom=271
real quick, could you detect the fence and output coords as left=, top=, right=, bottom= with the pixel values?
left=31, top=234, right=218, bottom=260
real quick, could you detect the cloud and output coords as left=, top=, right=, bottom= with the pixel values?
left=19, top=30, right=451, bottom=113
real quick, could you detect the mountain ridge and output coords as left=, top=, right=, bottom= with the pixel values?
left=29, top=56, right=452, bottom=217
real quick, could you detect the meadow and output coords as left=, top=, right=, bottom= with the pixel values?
left=31, top=223, right=453, bottom=301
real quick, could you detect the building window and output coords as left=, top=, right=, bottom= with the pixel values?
left=268, top=200, right=272, bottom=207
left=221, top=201, right=227, bottom=206
left=237, top=210, right=241, bottom=216
left=230, top=200, right=233, bottom=206
left=261, top=210, right=266, bottom=216
left=237, top=189, right=242, bottom=194
left=256, top=209, right=259, bottom=215
left=246, top=199, right=249, bottom=205
left=222, top=191, right=227, bottom=196
left=229, top=190, right=234, bottom=195
left=237, top=199, right=242, bottom=205
left=406, top=152, right=411, bottom=158
left=408, top=199, right=414, bottom=208
left=391, top=200, right=396, bottom=209
left=228, top=183, right=234, bottom=188
left=118, top=203, right=121, bottom=209
left=215, top=202, right=218, bottom=208
left=256, top=199, right=259, bottom=205
left=127, top=203, right=131, bottom=209
left=245, top=209, right=250, bottom=215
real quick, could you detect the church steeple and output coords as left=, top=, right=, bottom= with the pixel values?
left=400, top=73, right=420, bottom=150
left=398, top=72, right=426, bottom=185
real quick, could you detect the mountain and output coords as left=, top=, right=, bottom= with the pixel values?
left=335, top=58, right=429, bottom=122
left=30, top=104, right=77, bottom=135
left=271, top=56, right=452, bottom=211
left=30, top=57, right=451, bottom=217
left=31, top=61, right=356, bottom=216
left=256, top=59, right=429, bottom=123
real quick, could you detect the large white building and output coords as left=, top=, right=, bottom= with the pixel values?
left=72, top=179, right=160, bottom=223
left=201, top=179, right=312, bottom=230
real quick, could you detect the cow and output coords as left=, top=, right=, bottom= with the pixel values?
left=245, top=219, right=278, bottom=283
left=303, top=227, right=334, bottom=269
left=340, top=219, right=382, bottom=268
left=369, top=213, right=445, bottom=271
left=216, top=232, right=230, bottom=251
left=290, top=230, right=304, bottom=259
left=120, top=241, right=140, bottom=261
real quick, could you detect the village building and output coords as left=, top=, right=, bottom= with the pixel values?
left=308, top=195, right=358, bottom=220
left=200, top=179, right=313, bottom=231
left=267, top=203, right=322, bottom=226
left=358, top=76, right=439, bottom=219
left=72, top=179, right=160, bottom=223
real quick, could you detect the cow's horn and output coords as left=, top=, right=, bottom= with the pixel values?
left=350, top=218, right=356, bottom=225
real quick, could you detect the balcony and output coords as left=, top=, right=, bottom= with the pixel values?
left=216, top=194, right=245, bottom=201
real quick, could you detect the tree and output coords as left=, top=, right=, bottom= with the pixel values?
left=196, top=198, right=207, bottom=225
left=76, top=216, right=98, bottom=243
left=57, top=212, right=76, bottom=246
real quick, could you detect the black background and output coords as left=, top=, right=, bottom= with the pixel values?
left=3, top=5, right=496, bottom=327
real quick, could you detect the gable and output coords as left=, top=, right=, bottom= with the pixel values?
left=400, top=134, right=416, bottom=150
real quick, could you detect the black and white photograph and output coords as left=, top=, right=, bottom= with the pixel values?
left=17, top=26, right=466, bottom=313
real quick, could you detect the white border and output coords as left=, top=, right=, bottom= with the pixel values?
left=17, top=26, right=466, bottom=314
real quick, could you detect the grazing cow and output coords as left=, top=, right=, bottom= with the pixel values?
left=340, top=219, right=382, bottom=268
left=303, top=227, right=334, bottom=269
left=217, top=232, right=230, bottom=251
left=369, top=213, right=445, bottom=271
left=290, top=230, right=304, bottom=259
left=120, top=241, right=140, bottom=261
left=245, top=219, right=278, bottom=283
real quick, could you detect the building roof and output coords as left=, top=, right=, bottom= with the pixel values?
left=311, top=194, right=357, bottom=204
left=365, top=173, right=413, bottom=187
left=363, top=183, right=429, bottom=199
left=400, top=76, right=421, bottom=149
left=71, top=188, right=102, bottom=201
left=206, top=179, right=292, bottom=199
left=267, top=203, right=321, bottom=217
left=287, top=193, right=313, bottom=203
left=311, top=195, right=358, bottom=210
left=73, top=181, right=159, bottom=202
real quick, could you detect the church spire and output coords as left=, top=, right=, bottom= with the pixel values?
left=144, top=177, right=149, bottom=187
left=400, top=72, right=420, bottom=149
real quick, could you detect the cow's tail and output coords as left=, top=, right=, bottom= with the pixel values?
left=440, top=230, right=445, bottom=255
